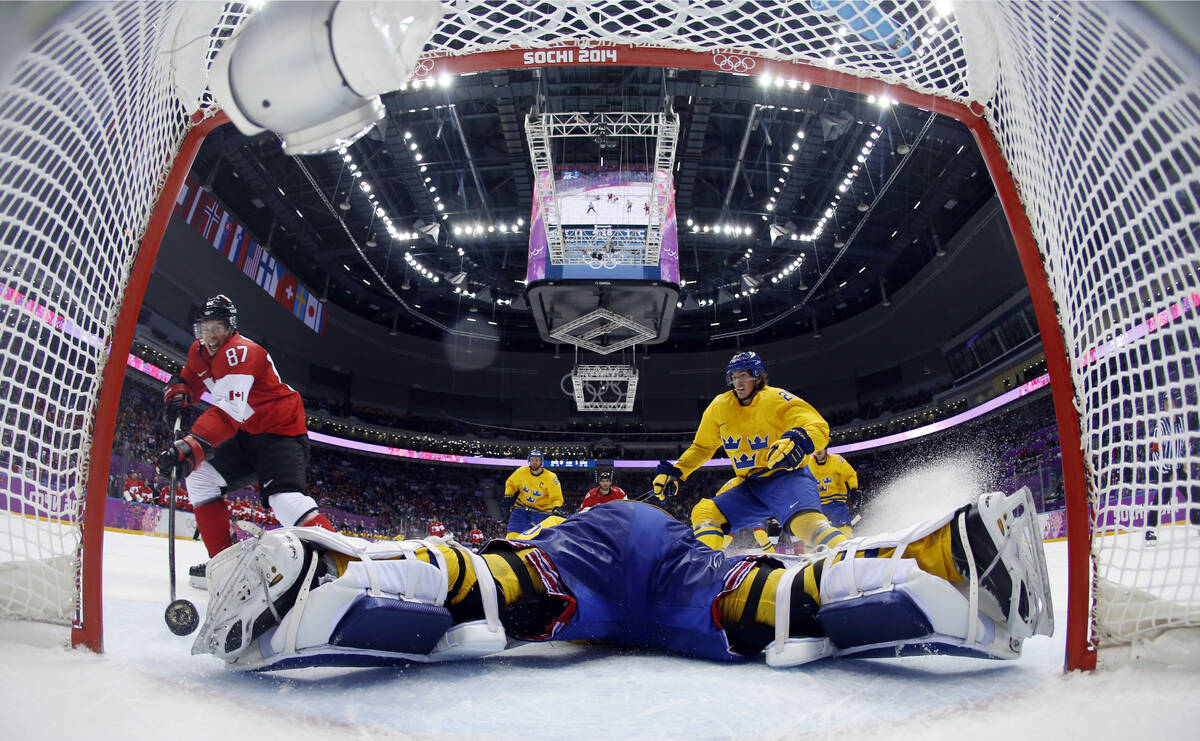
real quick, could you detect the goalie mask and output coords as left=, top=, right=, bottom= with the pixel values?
left=191, top=531, right=325, bottom=661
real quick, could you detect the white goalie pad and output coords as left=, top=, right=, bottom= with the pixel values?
left=764, top=488, right=1052, bottom=665
left=193, top=528, right=506, bottom=670
left=816, top=556, right=1017, bottom=660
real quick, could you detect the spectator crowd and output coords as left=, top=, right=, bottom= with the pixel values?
left=98, top=367, right=1071, bottom=546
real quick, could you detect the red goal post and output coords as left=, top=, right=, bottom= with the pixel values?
left=0, top=2, right=1195, bottom=671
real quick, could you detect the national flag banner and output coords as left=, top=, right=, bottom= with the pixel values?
left=172, top=178, right=329, bottom=335
left=175, top=174, right=198, bottom=218
left=255, top=251, right=280, bottom=296
left=212, top=211, right=232, bottom=251
left=289, top=283, right=305, bottom=322
left=227, top=225, right=247, bottom=266
left=185, top=185, right=204, bottom=225
left=304, top=293, right=325, bottom=334
left=200, top=199, right=223, bottom=241
left=276, top=272, right=298, bottom=312
left=242, top=241, right=262, bottom=280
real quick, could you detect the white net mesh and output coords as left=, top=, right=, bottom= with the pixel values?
left=979, top=2, right=1199, bottom=646
left=0, top=0, right=1195, bottom=658
left=0, top=2, right=234, bottom=631
left=427, top=0, right=971, bottom=98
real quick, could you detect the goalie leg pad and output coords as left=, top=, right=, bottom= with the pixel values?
left=330, top=597, right=453, bottom=655
left=234, top=583, right=506, bottom=671
left=816, top=556, right=1018, bottom=660
left=196, top=528, right=510, bottom=670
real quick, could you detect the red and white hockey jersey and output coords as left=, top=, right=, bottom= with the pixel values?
left=179, top=333, right=307, bottom=446
left=428, top=521, right=447, bottom=537
left=159, top=484, right=191, bottom=510
left=579, top=485, right=628, bottom=512
left=123, top=477, right=155, bottom=504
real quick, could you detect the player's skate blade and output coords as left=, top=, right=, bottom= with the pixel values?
left=188, top=563, right=207, bottom=590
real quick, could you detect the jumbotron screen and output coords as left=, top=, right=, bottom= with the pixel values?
left=526, top=167, right=679, bottom=283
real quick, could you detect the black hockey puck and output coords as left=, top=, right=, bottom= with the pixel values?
left=165, top=598, right=200, bottom=636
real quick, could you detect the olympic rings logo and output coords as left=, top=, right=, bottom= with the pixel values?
left=712, top=53, right=756, bottom=73
left=413, top=58, right=435, bottom=78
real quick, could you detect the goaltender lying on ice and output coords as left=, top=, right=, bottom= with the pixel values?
left=191, top=490, right=1053, bottom=671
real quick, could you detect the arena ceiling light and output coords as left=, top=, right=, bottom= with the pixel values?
left=209, top=1, right=440, bottom=155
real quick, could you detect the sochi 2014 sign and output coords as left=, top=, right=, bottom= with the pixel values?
left=521, top=48, right=619, bottom=66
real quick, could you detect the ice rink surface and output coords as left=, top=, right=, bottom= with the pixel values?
left=2, top=506, right=1197, bottom=741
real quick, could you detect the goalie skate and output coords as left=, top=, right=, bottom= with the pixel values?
left=954, top=487, right=1054, bottom=641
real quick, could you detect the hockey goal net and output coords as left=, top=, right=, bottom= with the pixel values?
left=0, top=1, right=1195, bottom=669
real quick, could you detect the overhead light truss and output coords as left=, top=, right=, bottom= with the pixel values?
left=548, top=308, right=656, bottom=356
left=571, top=364, right=639, bottom=413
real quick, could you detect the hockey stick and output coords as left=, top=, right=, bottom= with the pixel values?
left=164, top=414, right=199, bottom=636
left=631, top=489, right=665, bottom=503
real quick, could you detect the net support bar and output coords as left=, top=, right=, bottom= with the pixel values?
left=76, top=111, right=230, bottom=651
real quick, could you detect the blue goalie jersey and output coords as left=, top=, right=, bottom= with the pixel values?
left=484, top=500, right=754, bottom=661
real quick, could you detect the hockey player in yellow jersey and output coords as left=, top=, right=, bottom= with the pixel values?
left=806, top=447, right=859, bottom=537
left=502, top=449, right=563, bottom=538
left=714, top=475, right=780, bottom=553
left=653, top=351, right=847, bottom=552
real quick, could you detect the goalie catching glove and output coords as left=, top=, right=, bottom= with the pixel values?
left=764, top=428, right=814, bottom=471
left=162, top=376, right=192, bottom=423
left=156, top=434, right=212, bottom=478
left=652, top=461, right=682, bottom=499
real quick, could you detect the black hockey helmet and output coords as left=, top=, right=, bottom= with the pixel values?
left=597, top=470, right=613, bottom=482
left=194, top=294, right=238, bottom=337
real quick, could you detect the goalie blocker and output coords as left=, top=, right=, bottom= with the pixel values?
left=192, top=489, right=1052, bottom=671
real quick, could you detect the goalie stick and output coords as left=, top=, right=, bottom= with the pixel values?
left=164, top=414, right=200, bottom=636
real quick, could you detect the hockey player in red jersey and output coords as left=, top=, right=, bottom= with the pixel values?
left=122, top=472, right=154, bottom=503
left=159, top=482, right=192, bottom=511
left=156, top=295, right=333, bottom=588
left=578, top=471, right=627, bottom=512
left=428, top=520, right=447, bottom=538
left=468, top=527, right=485, bottom=552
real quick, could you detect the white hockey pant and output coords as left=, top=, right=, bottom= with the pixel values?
left=184, top=462, right=318, bottom=526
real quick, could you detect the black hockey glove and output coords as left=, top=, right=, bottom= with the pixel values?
left=156, top=434, right=212, bottom=478
left=162, top=376, right=192, bottom=423
left=764, top=427, right=815, bottom=471
left=652, top=460, right=682, bottom=499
